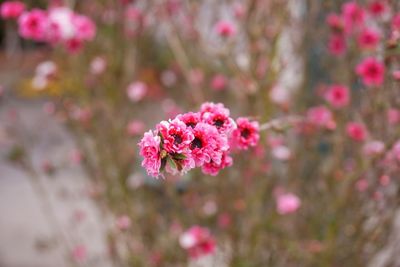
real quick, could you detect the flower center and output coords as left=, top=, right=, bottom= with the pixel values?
left=241, top=128, right=251, bottom=139
left=214, top=119, right=224, bottom=128
left=190, top=137, right=203, bottom=149
left=186, top=122, right=196, bottom=128
left=173, top=134, right=183, bottom=145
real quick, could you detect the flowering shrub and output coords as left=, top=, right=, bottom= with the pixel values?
left=2, top=0, right=400, bottom=266
left=17, top=5, right=96, bottom=52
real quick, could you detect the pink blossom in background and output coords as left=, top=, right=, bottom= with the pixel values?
left=72, top=14, right=96, bottom=41
left=272, top=145, right=291, bottom=161
left=116, top=215, right=131, bottom=230
left=328, top=34, right=347, bottom=56
left=215, top=20, right=237, bottom=38
left=90, top=56, right=107, bottom=75
left=341, top=1, right=365, bottom=33
left=392, top=70, right=400, bottom=81
left=42, top=102, right=55, bottom=115
left=269, top=85, right=291, bottom=107
left=326, top=13, right=344, bottom=32
left=307, top=106, right=336, bottom=129
left=324, top=84, right=350, bottom=108
left=231, top=117, right=260, bottom=150
left=355, top=178, right=369, bottom=192
left=46, top=7, right=75, bottom=43
left=188, top=69, right=204, bottom=86
left=218, top=213, right=232, bottom=228
left=18, top=9, right=48, bottom=41
left=387, top=108, right=400, bottom=125
left=368, top=1, right=387, bottom=17
left=127, top=120, right=145, bottom=136
left=346, top=122, right=367, bottom=142
left=70, top=149, right=83, bottom=165
left=392, top=13, right=400, bottom=30
left=233, top=3, right=245, bottom=19
left=138, top=130, right=161, bottom=178
left=380, top=175, right=390, bottom=186
left=357, top=28, right=380, bottom=50
left=362, top=140, right=385, bottom=156
left=127, top=81, right=147, bottom=102
left=179, top=226, right=216, bottom=259
left=276, top=193, right=301, bottom=215
left=0, top=1, right=25, bottom=19
left=71, top=245, right=87, bottom=262
left=356, top=57, right=385, bottom=87
left=210, top=74, right=227, bottom=91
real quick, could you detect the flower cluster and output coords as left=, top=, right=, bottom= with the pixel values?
left=325, top=1, right=392, bottom=87
left=138, top=102, right=260, bottom=178
left=179, top=226, right=216, bottom=259
left=17, top=6, right=96, bottom=53
left=0, top=1, right=25, bottom=19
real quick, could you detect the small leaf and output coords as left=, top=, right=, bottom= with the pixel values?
left=172, top=153, right=186, bottom=160
left=160, top=158, right=167, bottom=172
left=167, top=156, right=177, bottom=170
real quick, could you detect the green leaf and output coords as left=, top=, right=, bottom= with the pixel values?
left=172, top=153, right=186, bottom=160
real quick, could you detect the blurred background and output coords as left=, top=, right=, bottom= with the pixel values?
left=1, top=0, right=400, bottom=266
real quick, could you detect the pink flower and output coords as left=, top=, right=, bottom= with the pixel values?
left=72, top=14, right=96, bottom=41
left=214, top=20, right=237, bottom=37
left=127, top=120, right=145, bottom=136
left=387, top=108, right=400, bottom=125
left=189, top=122, right=228, bottom=166
left=18, top=9, right=48, bottom=41
left=138, top=130, right=161, bottom=177
left=328, top=34, right=347, bottom=56
left=116, top=215, right=131, bottom=230
left=307, top=106, right=336, bottom=129
left=0, top=1, right=25, bottom=19
left=356, top=57, right=385, bottom=87
left=200, top=102, right=236, bottom=134
left=346, top=122, right=367, bottom=142
left=176, top=112, right=201, bottom=129
left=72, top=245, right=87, bottom=262
left=341, top=1, right=365, bottom=33
left=46, top=7, right=75, bottom=43
left=362, top=140, right=385, bottom=156
left=355, top=178, right=369, bottom=192
left=368, top=1, right=387, bottom=17
left=201, top=151, right=233, bottom=176
left=90, top=56, right=107, bottom=75
left=64, top=37, right=83, bottom=53
left=357, top=28, right=380, bottom=50
left=231, top=117, right=260, bottom=150
left=233, top=3, right=245, bottom=19
left=324, top=84, right=350, bottom=108
left=157, top=118, right=194, bottom=154
left=393, top=70, right=400, bottom=81
left=326, top=13, right=344, bottom=32
left=392, top=13, right=400, bottom=30
left=127, top=81, right=147, bottom=102
left=272, top=145, right=291, bottom=161
left=276, top=193, right=301, bottom=215
left=210, top=74, right=227, bottom=91
left=179, top=226, right=216, bottom=259
left=269, top=85, right=291, bottom=106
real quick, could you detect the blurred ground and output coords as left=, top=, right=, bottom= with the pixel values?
left=0, top=53, right=112, bottom=267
